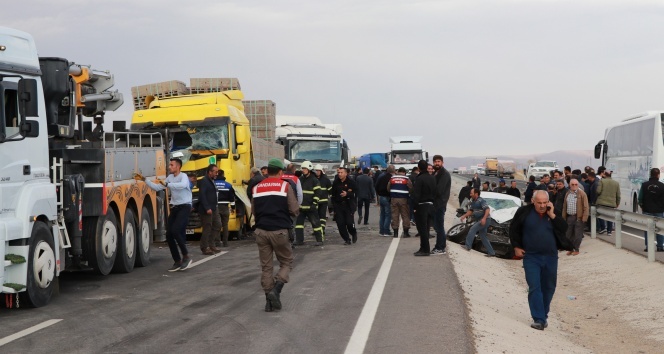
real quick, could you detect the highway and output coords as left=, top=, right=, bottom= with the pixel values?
left=0, top=209, right=473, bottom=353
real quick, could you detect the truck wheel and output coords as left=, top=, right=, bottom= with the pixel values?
left=113, top=209, right=137, bottom=273
left=89, top=209, right=118, bottom=275
left=135, top=206, right=152, bottom=267
left=21, top=221, right=56, bottom=307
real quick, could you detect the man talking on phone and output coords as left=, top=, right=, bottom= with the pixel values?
left=510, top=190, right=572, bottom=330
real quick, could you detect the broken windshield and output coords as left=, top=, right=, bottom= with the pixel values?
left=170, top=125, right=229, bottom=164
left=289, top=140, right=341, bottom=162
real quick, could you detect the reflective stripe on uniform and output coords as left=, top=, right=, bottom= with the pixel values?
left=295, top=225, right=305, bottom=229
left=303, top=190, right=315, bottom=194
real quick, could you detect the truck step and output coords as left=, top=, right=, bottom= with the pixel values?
left=3, top=283, right=26, bottom=293
left=5, top=254, right=26, bottom=264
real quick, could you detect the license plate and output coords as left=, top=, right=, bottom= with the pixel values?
left=186, top=229, right=194, bottom=235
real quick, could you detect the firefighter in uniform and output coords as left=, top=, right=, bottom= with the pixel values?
left=252, top=158, right=299, bottom=312
left=215, top=169, right=236, bottom=246
left=314, top=164, right=332, bottom=238
left=295, top=161, right=324, bottom=245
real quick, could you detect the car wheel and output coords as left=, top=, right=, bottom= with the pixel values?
left=446, top=223, right=470, bottom=244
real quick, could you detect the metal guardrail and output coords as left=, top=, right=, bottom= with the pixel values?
left=591, top=205, right=662, bottom=262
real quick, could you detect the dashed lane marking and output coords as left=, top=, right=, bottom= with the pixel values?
left=0, top=319, right=63, bottom=347
left=344, top=236, right=400, bottom=354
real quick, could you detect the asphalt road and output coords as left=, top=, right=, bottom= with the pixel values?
left=0, top=205, right=473, bottom=353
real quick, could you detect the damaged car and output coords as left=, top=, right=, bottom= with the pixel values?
left=447, top=192, right=522, bottom=259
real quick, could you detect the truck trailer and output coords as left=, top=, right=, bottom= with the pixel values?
left=0, top=27, right=167, bottom=307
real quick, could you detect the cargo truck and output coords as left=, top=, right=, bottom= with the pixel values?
left=0, top=27, right=167, bottom=307
left=485, top=157, right=498, bottom=176
left=131, top=88, right=253, bottom=238
left=275, top=115, right=350, bottom=178
left=497, top=160, right=516, bottom=178
left=389, top=136, right=427, bottom=172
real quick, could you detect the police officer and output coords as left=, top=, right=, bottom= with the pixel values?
left=215, top=169, right=236, bottom=246
left=252, top=158, right=299, bottom=312
left=295, top=161, right=324, bottom=246
left=314, top=164, right=332, bottom=238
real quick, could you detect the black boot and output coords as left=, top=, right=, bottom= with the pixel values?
left=393, top=229, right=399, bottom=238
left=265, top=294, right=273, bottom=312
left=267, top=281, right=284, bottom=310
left=403, top=229, right=411, bottom=238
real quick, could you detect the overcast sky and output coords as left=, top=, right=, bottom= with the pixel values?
left=4, top=0, right=664, bottom=158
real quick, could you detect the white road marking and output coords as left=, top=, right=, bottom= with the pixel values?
left=185, top=251, right=228, bottom=270
left=344, top=237, right=400, bottom=354
left=0, top=319, right=62, bottom=347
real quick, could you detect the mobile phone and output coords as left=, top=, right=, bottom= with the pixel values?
left=546, top=206, right=551, bottom=211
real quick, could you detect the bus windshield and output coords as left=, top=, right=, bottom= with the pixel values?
left=289, top=140, right=341, bottom=162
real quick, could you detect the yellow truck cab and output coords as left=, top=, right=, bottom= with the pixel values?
left=131, top=90, right=252, bottom=237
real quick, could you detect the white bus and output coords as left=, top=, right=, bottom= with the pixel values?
left=594, top=111, right=663, bottom=213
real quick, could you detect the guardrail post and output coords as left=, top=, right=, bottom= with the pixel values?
left=590, top=206, right=597, bottom=239
left=614, top=209, right=622, bottom=249
left=647, top=218, right=656, bottom=263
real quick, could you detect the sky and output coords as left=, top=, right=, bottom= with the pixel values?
left=4, top=0, right=664, bottom=158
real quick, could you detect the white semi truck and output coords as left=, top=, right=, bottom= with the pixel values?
left=389, top=136, right=428, bottom=172
left=0, top=27, right=166, bottom=307
left=275, top=115, right=350, bottom=178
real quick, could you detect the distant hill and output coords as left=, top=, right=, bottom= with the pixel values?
left=444, top=150, right=599, bottom=172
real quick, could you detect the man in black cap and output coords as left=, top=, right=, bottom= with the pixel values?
left=252, top=158, right=299, bottom=312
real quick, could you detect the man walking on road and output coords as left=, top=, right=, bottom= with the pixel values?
left=638, top=168, right=664, bottom=252
left=472, top=173, right=481, bottom=189
left=375, top=165, right=395, bottom=236
left=198, top=164, right=222, bottom=255
left=252, top=158, right=299, bottom=312
left=510, top=190, right=571, bottom=330
left=356, top=167, right=376, bottom=225
left=314, top=164, right=332, bottom=237
left=459, top=188, right=496, bottom=257
left=332, top=167, right=358, bottom=245
left=139, top=156, right=193, bottom=272
left=295, top=161, right=324, bottom=246
left=596, top=171, right=620, bottom=236
left=562, top=179, right=589, bottom=255
left=215, top=169, right=236, bottom=246
left=412, top=160, right=436, bottom=256
left=387, top=167, right=412, bottom=238
left=432, top=155, right=451, bottom=255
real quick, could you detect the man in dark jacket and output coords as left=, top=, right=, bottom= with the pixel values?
left=510, top=190, right=571, bottom=331
left=431, top=155, right=451, bottom=255
left=332, top=167, right=358, bottom=245
left=356, top=167, right=376, bottom=225
left=412, top=160, right=436, bottom=256
left=198, top=164, right=222, bottom=255
left=638, top=168, right=664, bottom=252
left=458, top=181, right=472, bottom=206
left=295, top=161, right=323, bottom=246
left=507, top=180, right=521, bottom=199
left=553, top=179, right=568, bottom=217
left=375, top=165, right=395, bottom=236
left=524, top=175, right=537, bottom=204
left=246, top=167, right=264, bottom=201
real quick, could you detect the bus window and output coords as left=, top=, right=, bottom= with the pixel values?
left=607, top=118, right=654, bottom=157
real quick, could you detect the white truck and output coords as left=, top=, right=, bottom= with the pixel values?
left=527, top=160, right=559, bottom=179
left=275, top=115, right=350, bottom=178
left=0, top=27, right=166, bottom=307
left=389, top=136, right=428, bottom=172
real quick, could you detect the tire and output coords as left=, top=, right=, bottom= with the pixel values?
left=88, top=209, right=118, bottom=275
left=135, top=206, right=152, bottom=267
left=447, top=223, right=470, bottom=244
left=113, top=208, right=137, bottom=273
left=21, top=221, right=56, bottom=307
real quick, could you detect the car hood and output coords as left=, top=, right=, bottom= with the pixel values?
left=490, top=206, right=519, bottom=223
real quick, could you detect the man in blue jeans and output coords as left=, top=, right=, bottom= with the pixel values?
left=431, top=155, right=451, bottom=255
left=638, top=168, right=664, bottom=252
left=459, top=188, right=496, bottom=257
left=509, top=190, right=571, bottom=330
left=375, top=165, right=395, bottom=236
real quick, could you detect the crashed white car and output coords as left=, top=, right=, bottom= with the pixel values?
left=451, top=192, right=522, bottom=258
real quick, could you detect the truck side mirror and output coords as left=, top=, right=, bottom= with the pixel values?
left=235, top=125, right=247, bottom=144
left=18, top=78, right=39, bottom=117
left=237, top=144, right=248, bottom=154
left=594, top=142, right=603, bottom=159
left=21, top=120, right=39, bottom=138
